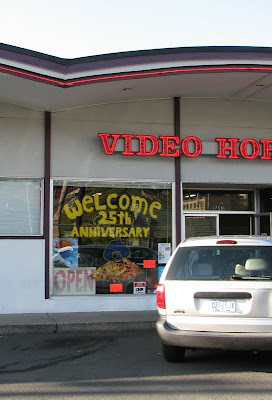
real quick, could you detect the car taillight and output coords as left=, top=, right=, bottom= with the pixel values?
left=216, top=240, right=237, bottom=244
left=156, top=284, right=166, bottom=309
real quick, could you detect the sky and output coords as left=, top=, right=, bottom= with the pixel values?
left=1, top=0, right=272, bottom=59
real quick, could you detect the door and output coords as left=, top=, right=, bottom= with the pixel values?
left=185, top=214, right=219, bottom=239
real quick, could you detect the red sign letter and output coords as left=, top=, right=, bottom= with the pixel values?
left=136, top=135, right=159, bottom=156
left=122, top=134, right=135, bottom=155
left=67, top=270, right=75, bottom=292
left=98, top=133, right=121, bottom=155
left=54, top=270, right=66, bottom=292
left=260, top=139, right=272, bottom=160
left=181, top=136, right=202, bottom=157
left=216, top=138, right=240, bottom=159
left=159, top=136, right=180, bottom=157
left=240, top=138, right=259, bottom=159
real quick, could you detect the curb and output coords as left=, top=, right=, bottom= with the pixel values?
left=0, top=324, right=56, bottom=335
left=0, top=311, right=158, bottom=335
left=55, top=320, right=157, bottom=333
left=0, top=321, right=156, bottom=335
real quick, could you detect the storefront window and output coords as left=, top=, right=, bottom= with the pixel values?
left=0, top=179, right=41, bottom=235
left=183, top=190, right=254, bottom=211
left=52, top=181, right=172, bottom=296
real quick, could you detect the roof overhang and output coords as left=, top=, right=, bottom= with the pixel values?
left=1, top=44, right=272, bottom=111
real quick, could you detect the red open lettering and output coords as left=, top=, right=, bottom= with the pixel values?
left=67, top=270, right=75, bottom=291
left=54, top=270, right=66, bottom=292
left=83, top=270, right=93, bottom=291
left=76, top=270, right=83, bottom=292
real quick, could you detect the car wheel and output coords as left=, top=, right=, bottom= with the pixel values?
left=162, top=343, right=185, bottom=362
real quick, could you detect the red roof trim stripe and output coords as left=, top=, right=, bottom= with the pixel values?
left=1, top=64, right=272, bottom=88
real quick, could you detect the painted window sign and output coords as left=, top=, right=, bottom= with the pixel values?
left=98, top=133, right=272, bottom=160
left=53, top=238, right=78, bottom=269
left=63, top=191, right=161, bottom=239
left=53, top=183, right=172, bottom=295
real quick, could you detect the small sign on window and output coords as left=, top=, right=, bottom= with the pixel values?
left=133, top=282, right=146, bottom=294
left=143, top=259, right=156, bottom=268
left=110, top=283, right=123, bottom=292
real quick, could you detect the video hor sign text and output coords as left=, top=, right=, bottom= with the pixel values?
left=98, top=133, right=272, bottom=159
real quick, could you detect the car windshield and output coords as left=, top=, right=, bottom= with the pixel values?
left=166, top=246, right=272, bottom=281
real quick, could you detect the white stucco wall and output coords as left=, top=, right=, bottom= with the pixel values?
left=0, top=102, right=44, bottom=178
left=51, top=99, right=175, bottom=181
left=0, top=240, right=45, bottom=313
left=180, top=98, right=272, bottom=184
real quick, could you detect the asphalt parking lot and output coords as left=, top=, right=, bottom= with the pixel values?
left=0, top=328, right=272, bottom=400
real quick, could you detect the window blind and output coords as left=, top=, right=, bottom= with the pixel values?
left=0, top=180, right=41, bottom=235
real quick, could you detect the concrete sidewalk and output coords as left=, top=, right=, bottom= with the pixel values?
left=0, top=310, right=158, bottom=335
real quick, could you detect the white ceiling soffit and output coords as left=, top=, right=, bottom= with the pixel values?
left=1, top=44, right=272, bottom=111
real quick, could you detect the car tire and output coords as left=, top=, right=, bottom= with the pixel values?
left=162, top=343, right=185, bottom=362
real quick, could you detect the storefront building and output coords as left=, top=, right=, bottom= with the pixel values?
left=1, top=44, right=272, bottom=314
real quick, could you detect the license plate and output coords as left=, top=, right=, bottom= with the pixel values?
left=211, top=299, right=236, bottom=313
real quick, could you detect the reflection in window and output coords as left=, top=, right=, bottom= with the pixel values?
left=185, top=216, right=217, bottom=238
left=183, top=190, right=253, bottom=211
left=53, top=182, right=172, bottom=296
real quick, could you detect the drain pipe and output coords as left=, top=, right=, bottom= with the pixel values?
left=174, top=97, right=181, bottom=246
left=44, top=111, right=51, bottom=299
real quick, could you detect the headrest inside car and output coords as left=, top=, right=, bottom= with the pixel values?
left=245, top=258, right=268, bottom=271
left=235, top=264, right=250, bottom=276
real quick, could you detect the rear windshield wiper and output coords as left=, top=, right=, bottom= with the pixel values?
left=230, top=274, right=272, bottom=280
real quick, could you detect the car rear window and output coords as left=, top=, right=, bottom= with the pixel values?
left=166, top=246, right=272, bottom=281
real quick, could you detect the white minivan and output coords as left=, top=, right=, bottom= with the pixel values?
left=156, top=236, right=272, bottom=362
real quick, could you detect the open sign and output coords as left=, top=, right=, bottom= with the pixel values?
left=53, top=267, right=96, bottom=295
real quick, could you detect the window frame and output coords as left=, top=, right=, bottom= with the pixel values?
left=50, top=179, right=174, bottom=297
